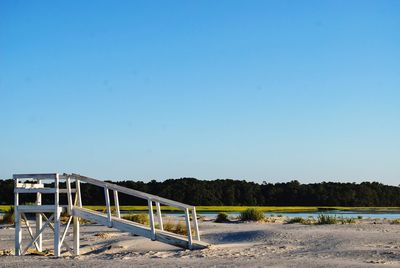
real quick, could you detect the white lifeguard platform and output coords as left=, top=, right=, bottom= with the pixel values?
left=13, top=173, right=208, bottom=257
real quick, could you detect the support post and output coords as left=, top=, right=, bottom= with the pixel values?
left=148, top=200, right=156, bottom=240
left=54, top=174, right=61, bottom=257
left=156, top=202, right=163, bottom=231
left=73, top=216, right=80, bottom=255
left=104, top=187, right=112, bottom=227
left=192, top=207, right=200, bottom=241
left=113, top=190, right=120, bottom=218
left=184, top=208, right=193, bottom=249
left=14, top=178, right=21, bottom=256
left=15, top=209, right=21, bottom=256
left=36, top=179, right=42, bottom=251
left=73, top=177, right=80, bottom=255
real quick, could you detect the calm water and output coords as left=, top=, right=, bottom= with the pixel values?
left=2, top=210, right=399, bottom=220
left=122, top=210, right=400, bottom=219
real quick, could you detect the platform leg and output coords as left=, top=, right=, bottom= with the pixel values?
left=73, top=216, right=80, bottom=255
left=15, top=209, right=21, bottom=256
left=36, top=179, right=42, bottom=251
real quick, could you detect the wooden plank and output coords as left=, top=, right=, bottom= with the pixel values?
left=71, top=174, right=193, bottom=210
left=59, top=189, right=76, bottom=193
left=13, top=173, right=57, bottom=180
left=17, top=205, right=59, bottom=213
left=16, top=183, right=44, bottom=189
left=15, top=188, right=56, bottom=194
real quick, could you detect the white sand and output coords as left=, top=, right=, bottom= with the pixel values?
left=0, top=218, right=399, bottom=267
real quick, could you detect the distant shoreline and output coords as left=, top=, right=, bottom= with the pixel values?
left=2, top=205, right=400, bottom=213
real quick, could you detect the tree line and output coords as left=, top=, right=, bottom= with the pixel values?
left=0, top=178, right=399, bottom=206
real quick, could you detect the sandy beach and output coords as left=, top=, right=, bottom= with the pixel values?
left=1, top=217, right=399, bottom=267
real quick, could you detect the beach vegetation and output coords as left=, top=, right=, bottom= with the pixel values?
left=215, top=212, right=230, bottom=223
left=0, top=206, right=14, bottom=224
left=163, top=221, right=193, bottom=235
left=285, top=217, right=314, bottom=225
left=122, top=213, right=149, bottom=225
left=390, top=219, right=400, bottom=224
left=240, top=208, right=265, bottom=221
left=317, top=214, right=337, bottom=224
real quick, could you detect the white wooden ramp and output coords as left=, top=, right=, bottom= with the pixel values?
left=13, top=173, right=209, bottom=257
left=72, top=207, right=208, bottom=250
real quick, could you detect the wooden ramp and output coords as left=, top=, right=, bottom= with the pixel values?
left=73, top=207, right=208, bottom=250
left=13, top=173, right=209, bottom=257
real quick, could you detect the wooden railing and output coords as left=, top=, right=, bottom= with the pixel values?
left=67, top=173, right=201, bottom=247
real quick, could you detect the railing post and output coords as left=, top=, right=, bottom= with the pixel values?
left=104, top=187, right=112, bottom=227
left=192, top=207, right=200, bottom=241
left=113, top=190, right=120, bottom=218
left=156, top=202, right=163, bottom=231
left=66, top=176, right=73, bottom=215
left=54, top=174, right=61, bottom=257
left=76, top=179, right=82, bottom=207
left=148, top=199, right=156, bottom=240
left=184, top=208, right=193, bottom=249
left=36, top=179, right=43, bottom=251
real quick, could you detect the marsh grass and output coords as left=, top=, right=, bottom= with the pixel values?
left=122, top=213, right=149, bottom=225
left=390, top=219, right=400, bottom=224
left=240, top=208, right=265, bottom=221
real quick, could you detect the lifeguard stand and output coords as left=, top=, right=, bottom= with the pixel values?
left=14, top=173, right=208, bottom=257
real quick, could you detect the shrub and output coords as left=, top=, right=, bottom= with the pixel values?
left=163, top=221, right=193, bottom=236
left=338, top=217, right=356, bottom=224
left=215, top=212, right=230, bottom=223
left=317, top=214, right=337, bottom=224
left=0, top=207, right=14, bottom=224
left=357, top=216, right=363, bottom=219
left=390, top=219, right=400, bottom=224
left=123, top=214, right=149, bottom=225
left=240, top=208, right=265, bottom=222
left=286, top=217, right=305, bottom=224
left=286, top=217, right=314, bottom=225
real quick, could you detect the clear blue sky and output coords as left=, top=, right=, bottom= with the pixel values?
left=1, top=1, right=399, bottom=184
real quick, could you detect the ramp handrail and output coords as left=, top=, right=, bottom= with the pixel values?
left=66, top=173, right=201, bottom=248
